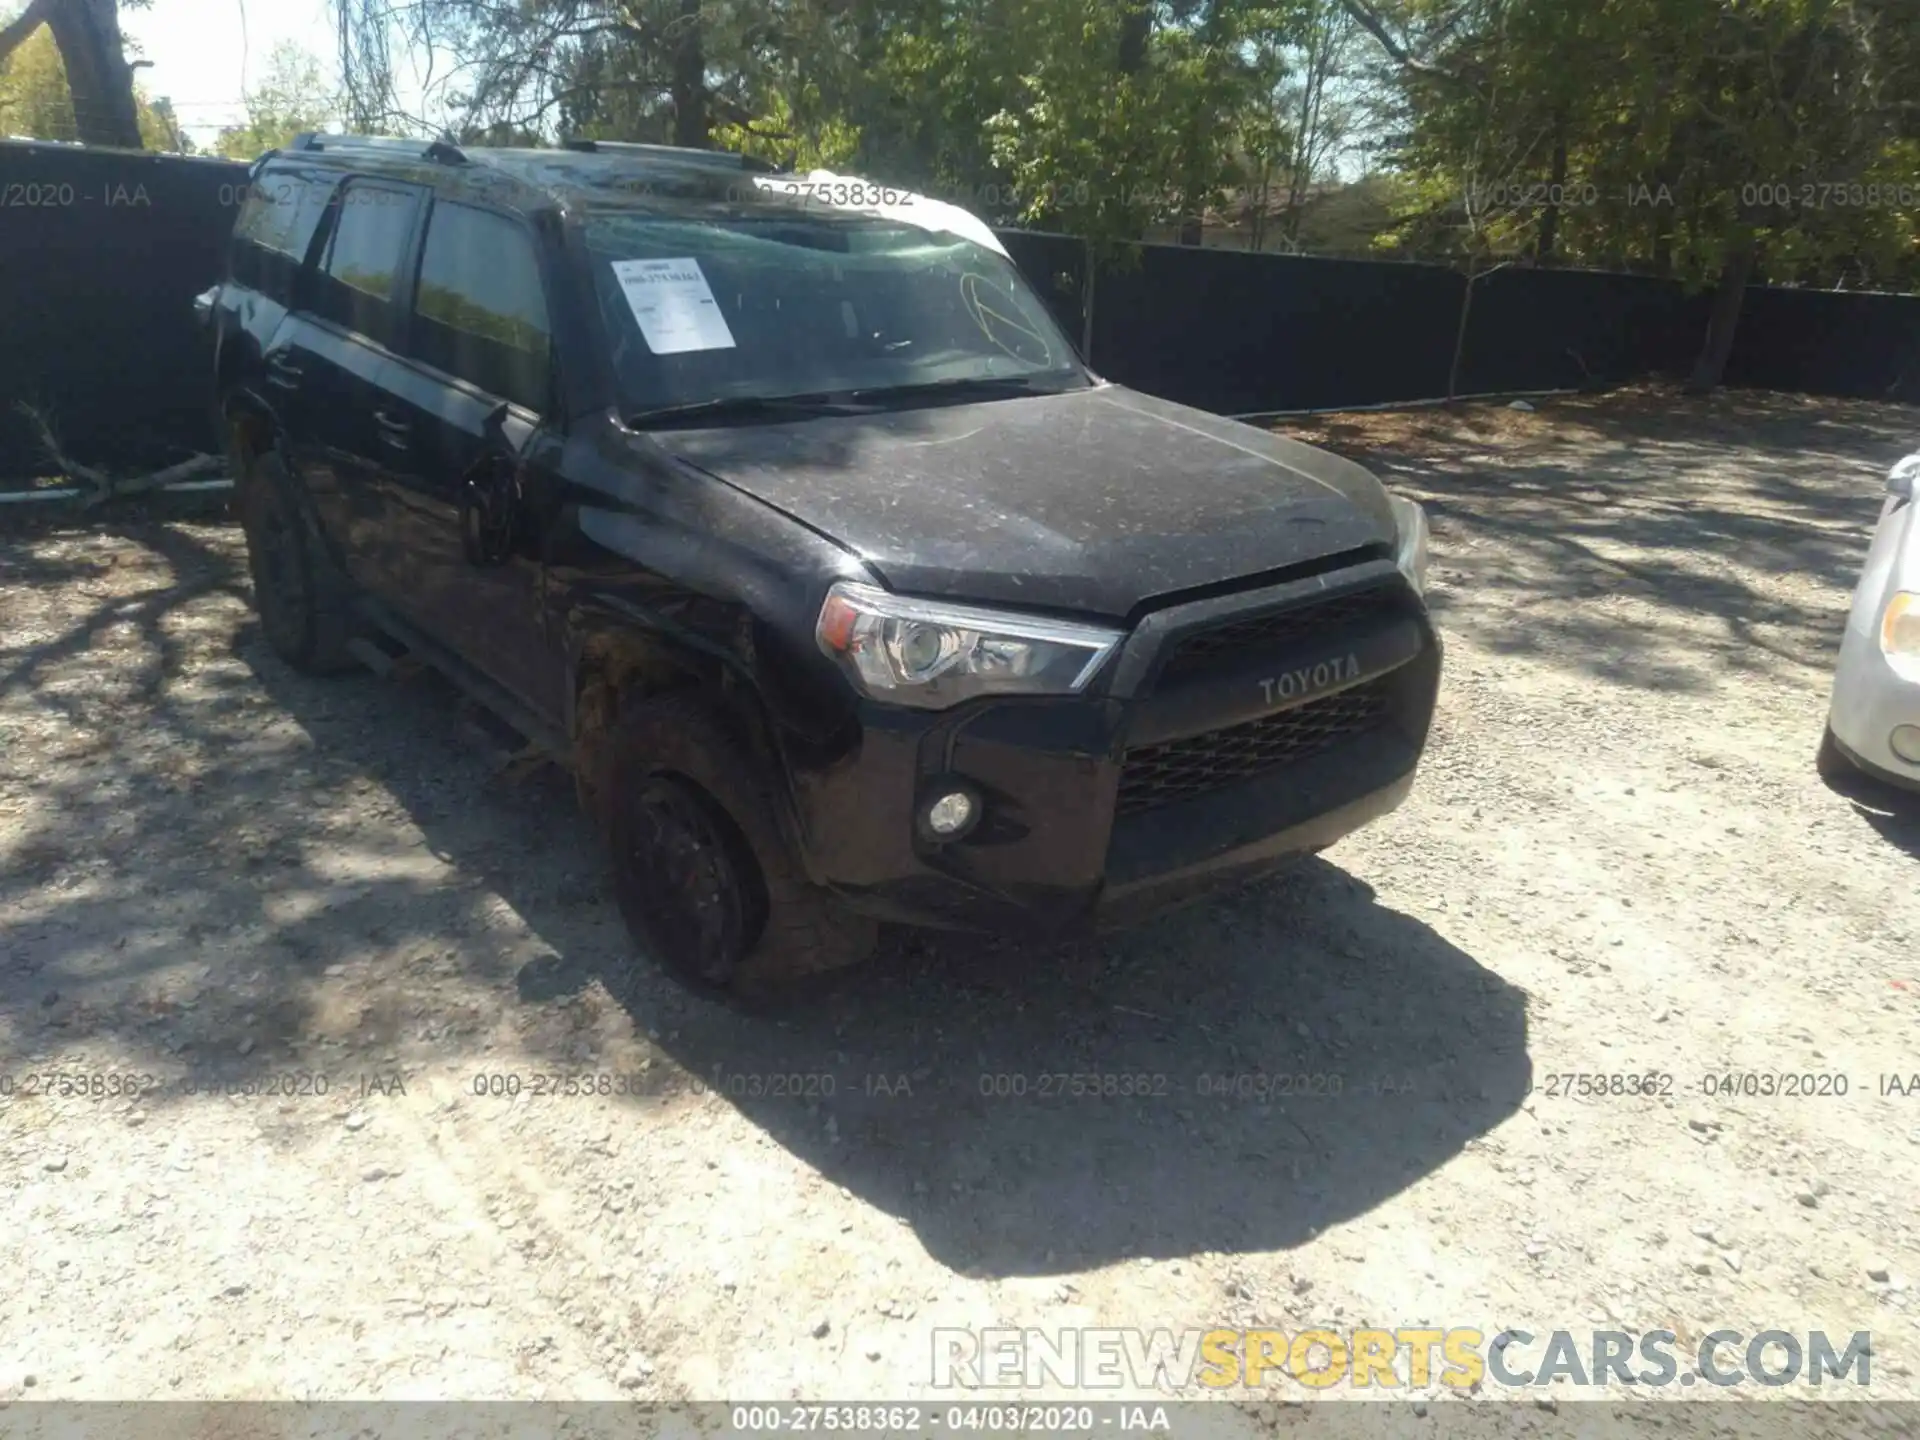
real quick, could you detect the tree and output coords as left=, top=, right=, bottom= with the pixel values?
left=0, top=10, right=185, bottom=149
left=212, top=42, right=339, bottom=159
left=310, top=0, right=1917, bottom=380
left=0, top=21, right=70, bottom=135
left=1343, top=0, right=1920, bottom=390
left=0, top=0, right=145, bottom=147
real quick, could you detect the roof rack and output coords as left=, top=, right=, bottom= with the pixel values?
left=560, top=138, right=775, bottom=173
left=290, top=132, right=468, bottom=166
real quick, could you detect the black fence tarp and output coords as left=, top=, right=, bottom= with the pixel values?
left=1453, top=266, right=1712, bottom=397
left=995, top=229, right=1088, bottom=349
left=0, top=144, right=249, bottom=479
left=1087, top=243, right=1466, bottom=413
left=3, top=140, right=1917, bottom=481
left=1725, top=285, right=1920, bottom=404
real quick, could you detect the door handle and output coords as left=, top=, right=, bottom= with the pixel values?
left=373, top=410, right=411, bottom=450
left=264, top=355, right=304, bottom=390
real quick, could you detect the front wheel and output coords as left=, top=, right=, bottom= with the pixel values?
left=602, top=693, right=878, bottom=998
left=614, top=772, right=767, bottom=990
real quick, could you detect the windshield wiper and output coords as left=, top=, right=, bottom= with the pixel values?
left=624, top=392, right=871, bottom=428
left=841, top=374, right=1080, bottom=405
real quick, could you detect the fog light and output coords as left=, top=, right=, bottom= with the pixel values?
left=1890, top=725, right=1920, bottom=766
left=920, top=786, right=979, bottom=841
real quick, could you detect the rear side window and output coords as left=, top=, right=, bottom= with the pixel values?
left=313, top=182, right=420, bottom=343
left=230, top=173, right=315, bottom=297
left=411, top=201, right=552, bottom=412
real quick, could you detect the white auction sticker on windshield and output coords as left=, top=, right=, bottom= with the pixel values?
left=611, top=257, right=736, bottom=354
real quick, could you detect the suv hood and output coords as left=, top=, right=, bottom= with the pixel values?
left=656, top=383, right=1396, bottom=619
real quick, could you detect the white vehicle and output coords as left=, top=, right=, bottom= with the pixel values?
left=1823, top=451, right=1920, bottom=793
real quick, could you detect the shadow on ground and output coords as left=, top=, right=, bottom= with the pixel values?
left=240, top=632, right=1533, bottom=1276
left=1, top=515, right=1530, bottom=1279
left=1279, top=385, right=1912, bottom=693
left=1820, top=760, right=1920, bottom=861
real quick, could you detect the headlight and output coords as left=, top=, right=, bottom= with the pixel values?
left=1883, top=591, right=1920, bottom=657
left=816, top=581, right=1123, bottom=709
left=1388, top=492, right=1430, bottom=595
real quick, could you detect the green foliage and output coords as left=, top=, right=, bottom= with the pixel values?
left=318, top=0, right=1920, bottom=292
left=0, top=21, right=185, bottom=149
left=0, top=25, right=73, bottom=138
left=1375, top=0, right=1920, bottom=289
left=213, top=41, right=338, bottom=160
left=713, top=87, right=861, bottom=171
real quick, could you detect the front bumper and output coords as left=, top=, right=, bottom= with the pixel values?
left=784, top=558, right=1442, bottom=935
left=1828, top=626, right=1920, bottom=791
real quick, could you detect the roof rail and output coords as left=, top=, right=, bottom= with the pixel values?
left=560, top=137, right=775, bottom=173
left=290, top=132, right=468, bottom=166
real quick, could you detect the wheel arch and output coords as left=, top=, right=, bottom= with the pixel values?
left=565, top=605, right=814, bottom=867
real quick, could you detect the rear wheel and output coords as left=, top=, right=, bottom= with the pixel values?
left=603, top=693, right=878, bottom=998
left=237, top=442, right=357, bottom=675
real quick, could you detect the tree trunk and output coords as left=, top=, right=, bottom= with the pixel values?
left=0, top=0, right=52, bottom=70
left=1117, top=3, right=1151, bottom=74
left=45, top=0, right=143, bottom=149
left=1111, top=0, right=1152, bottom=241
left=1650, top=204, right=1674, bottom=276
left=669, top=0, right=707, bottom=149
left=1684, top=230, right=1757, bottom=394
left=1175, top=0, right=1226, bottom=247
left=1446, top=267, right=1480, bottom=400
left=1534, top=115, right=1568, bottom=264
left=1649, top=133, right=1682, bottom=277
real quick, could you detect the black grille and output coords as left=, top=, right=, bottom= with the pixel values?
left=1116, top=677, right=1394, bottom=816
left=1159, top=586, right=1401, bottom=682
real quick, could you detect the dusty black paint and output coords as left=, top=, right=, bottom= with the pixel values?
left=660, top=385, right=1397, bottom=620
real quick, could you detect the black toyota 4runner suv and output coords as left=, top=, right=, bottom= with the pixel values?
left=205, top=132, right=1441, bottom=996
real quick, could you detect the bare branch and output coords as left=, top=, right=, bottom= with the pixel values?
left=14, top=402, right=221, bottom=508
left=1337, top=0, right=1472, bottom=90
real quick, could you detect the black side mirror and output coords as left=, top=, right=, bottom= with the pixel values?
left=480, top=400, right=512, bottom=450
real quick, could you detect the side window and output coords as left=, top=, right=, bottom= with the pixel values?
left=411, top=201, right=552, bottom=412
left=313, top=182, right=420, bottom=344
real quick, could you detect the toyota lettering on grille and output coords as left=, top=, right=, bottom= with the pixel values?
left=1258, top=654, right=1361, bottom=706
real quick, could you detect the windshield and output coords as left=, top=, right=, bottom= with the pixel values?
left=583, top=208, right=1088, bottom=416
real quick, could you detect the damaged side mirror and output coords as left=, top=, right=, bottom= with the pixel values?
left=461, top=402, right=522, bottom=567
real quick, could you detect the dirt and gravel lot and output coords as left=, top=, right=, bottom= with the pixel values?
left=2, top=386, right=1917, bottom=1423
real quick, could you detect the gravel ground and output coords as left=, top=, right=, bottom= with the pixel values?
left=2, top=387, right=1918, bottom=1423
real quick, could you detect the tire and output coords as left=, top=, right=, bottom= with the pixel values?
left=237, top=445, right=358, bottom=675
left=603, top=693, right=878, bottom=999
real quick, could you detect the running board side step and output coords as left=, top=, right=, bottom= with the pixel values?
left=350, top=605, right=573, bottom=766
